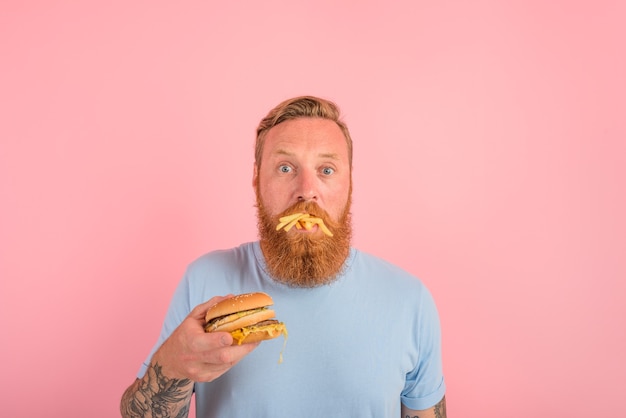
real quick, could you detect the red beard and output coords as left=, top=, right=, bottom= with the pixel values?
left=256, top=197, right=352, bottom=287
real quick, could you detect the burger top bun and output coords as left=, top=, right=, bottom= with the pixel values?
left=205, top=292, right=274, bottom=323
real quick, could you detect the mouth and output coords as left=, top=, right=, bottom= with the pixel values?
left=276, top=212, right=333, bottom=237
left=295, top=221, right=319, bottom=233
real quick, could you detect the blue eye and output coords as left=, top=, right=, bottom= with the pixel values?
left=322, top=167, right=334, bottom=175
left=279, top=165, right=292, bottom=173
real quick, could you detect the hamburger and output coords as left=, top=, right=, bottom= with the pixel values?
left=204, top=292, right=287, bottom=345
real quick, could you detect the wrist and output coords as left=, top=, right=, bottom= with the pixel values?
left=150, top=345, right=192, bottom=383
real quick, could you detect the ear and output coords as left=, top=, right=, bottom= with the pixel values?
left=252, top=163, right=259, bottom=188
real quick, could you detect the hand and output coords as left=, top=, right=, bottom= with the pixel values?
left=150, top=295, right=260, bottom=382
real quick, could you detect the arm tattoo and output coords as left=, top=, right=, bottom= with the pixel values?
left=434, top=396, right=447, bottom=418
left=121, top=362, right=193, bottom=418
left=404, top=396, right=447, bottom=418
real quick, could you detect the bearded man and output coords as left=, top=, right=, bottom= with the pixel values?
left=121, top=96, right=447, bottom=418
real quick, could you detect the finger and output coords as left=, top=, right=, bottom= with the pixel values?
left=194, top=345, right=258, bottom=383
left=203, top=340, right=261, bottom=367
left=196, top=330, right=233, bottom=349
left=196, top=329, right=263, bottom=353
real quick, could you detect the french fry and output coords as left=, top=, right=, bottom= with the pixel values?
left=318, top=222, right=333, bottom=237
left=283, top=215, right=305, bottom=232
left=276, top=213, right=334, bottom=237
left=278, top=212, right=305, bottom=224
left=276, top=213, right=307, bottom=231
left=305, top=217, right=334, bottom=237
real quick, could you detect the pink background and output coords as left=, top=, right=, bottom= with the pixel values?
left=1, top=1, right=624, bottom=417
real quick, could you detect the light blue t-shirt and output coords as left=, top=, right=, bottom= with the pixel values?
left=139, top=241, right=445, bottom=417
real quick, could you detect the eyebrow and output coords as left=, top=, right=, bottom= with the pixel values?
left=274, top=149, right=341, bottom=160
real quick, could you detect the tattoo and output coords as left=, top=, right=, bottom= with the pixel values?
left=434, top=396, right=447, bottom=418
left=404, top=396, right=446, bottom=418
left=121, top=363, right=193, bottom=418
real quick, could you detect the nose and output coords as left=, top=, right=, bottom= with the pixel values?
left=296, top=169, right=318, bottom=202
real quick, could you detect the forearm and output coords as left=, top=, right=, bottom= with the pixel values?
left=120, top=362, right=194, bottom=418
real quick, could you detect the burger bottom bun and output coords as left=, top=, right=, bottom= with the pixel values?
left=230, top=322, right=287, bottom=346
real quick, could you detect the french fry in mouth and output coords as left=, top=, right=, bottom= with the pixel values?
left=276, top=213, right=333, bottom=237
left=275, top=212, right=307, bottom=230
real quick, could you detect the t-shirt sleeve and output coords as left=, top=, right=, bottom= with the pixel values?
left=136, top=270, right=193, bottom=378
left=400, top=286, right=446, bottom=410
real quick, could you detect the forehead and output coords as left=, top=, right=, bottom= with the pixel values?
left=261, top=118, right=349, bottom=160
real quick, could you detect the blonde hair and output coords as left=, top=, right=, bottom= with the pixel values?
left=255, top=96, right=353, bottom=168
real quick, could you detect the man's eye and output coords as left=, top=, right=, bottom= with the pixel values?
left=322, top=167, right=334, bottom=175
left=279, top=165, right=292, bottom=173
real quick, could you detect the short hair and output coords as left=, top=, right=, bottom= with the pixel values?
left=255, top=96, right=353, bottom=168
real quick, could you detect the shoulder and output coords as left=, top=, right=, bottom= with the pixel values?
left=350, top=248, right=427, bottom=290
left=179, top=242, right=259, bottom=292
left=348, top=248, right=440, bottom=316
left=186, top=242, right=257, bottom=275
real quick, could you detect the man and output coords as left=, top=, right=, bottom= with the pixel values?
left=120, top=96, right=447, bottom=417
